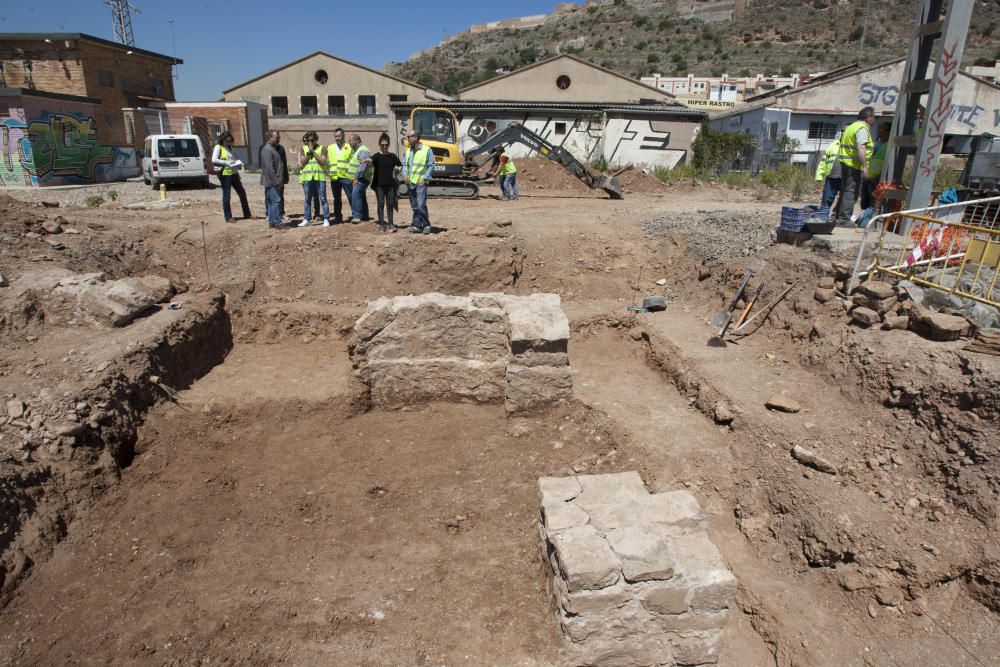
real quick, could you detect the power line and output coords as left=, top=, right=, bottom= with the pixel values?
left=104, top=0, right=140, bottom=48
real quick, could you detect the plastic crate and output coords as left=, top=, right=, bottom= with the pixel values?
left=780, top=204, right=829, bottom=232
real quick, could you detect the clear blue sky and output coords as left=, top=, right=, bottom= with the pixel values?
left=1, top=0, right=558, bottom=99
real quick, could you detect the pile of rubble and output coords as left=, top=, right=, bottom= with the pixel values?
left=538, top=472, right=736, bottom=666
left=2, top=268, right=176, bottom=332
left=815, top=273, right=975, bottom=342
left=350, top=292, right=573, bottom=414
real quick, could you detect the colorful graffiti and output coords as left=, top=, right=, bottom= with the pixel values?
left=1, top=111, right=115, bottom=186
left=0, top=116, right=31, bottom=186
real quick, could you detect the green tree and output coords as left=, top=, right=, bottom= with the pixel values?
left=691, top=121, right=756, bottom=173
left=648, top=53, right=661, bottom=63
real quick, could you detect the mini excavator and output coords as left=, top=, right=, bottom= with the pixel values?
left=401, top=106, right=623, bottom=200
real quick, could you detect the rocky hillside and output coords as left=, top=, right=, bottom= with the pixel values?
left=386, top=0, right=1000, bottom=95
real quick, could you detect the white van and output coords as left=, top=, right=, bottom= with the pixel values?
left=142, top=134, right=210, bottom=189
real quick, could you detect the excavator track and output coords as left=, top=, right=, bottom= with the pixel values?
left=399, top=180, right=481, bottom=199
left=427, top=179, right=481, bottom=199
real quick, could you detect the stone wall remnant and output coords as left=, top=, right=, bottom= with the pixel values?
left=538, top=472, right=736, bottom=666
left=350, top=292, right=572, bottom=413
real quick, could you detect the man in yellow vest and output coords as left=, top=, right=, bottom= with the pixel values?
left=402, top=130, right=434, bottom=234
left=861, top=121, right=890, bottom=211
left=347, top=133, right=373, bottom=223
left=833, top=106, right=876, bottom=226
left=487, top=145, right=520, bottom=200
left=814, top=134, right=841, bottom=209
left=297, top=131, right=330, bottom=227
left=328, top=128, right=353, bottom=224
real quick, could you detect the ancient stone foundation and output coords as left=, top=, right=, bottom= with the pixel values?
left=350, top=292, right=572, bottom=413
left=538, top=472, right=736, bottom=666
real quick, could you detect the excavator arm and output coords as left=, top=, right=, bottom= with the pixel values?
left=464, top=123, right=623, bottom=200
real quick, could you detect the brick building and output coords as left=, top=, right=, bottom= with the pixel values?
left=0, top=33, right=180, bottom=145
left=123, top=101, right=268, bottom=167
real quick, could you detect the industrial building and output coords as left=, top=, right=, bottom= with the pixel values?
left=394, top=55, right=706, bottom=171
left=221, top=51, right=705, bottom=171
left=0, top=32, right=181, bottom=186
left=0, top=32, right=178, bottom=145
left=458, top=55, right=674, bottom=104
left=222, top=51, right=441, bottom=147
left=710, top=57, right=1000, bottom=164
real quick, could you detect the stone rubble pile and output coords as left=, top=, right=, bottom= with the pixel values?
left=3, top=268, right=175, bottom=330
left=350, top=292, right=572, bottom=414
left=816, top=274, right=974, bottom=341
left=538, top=472, right=736, bottom=666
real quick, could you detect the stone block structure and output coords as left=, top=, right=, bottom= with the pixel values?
left=538, top=472, right=736, bottom=666
left=350, top=292, right=572, bottom=413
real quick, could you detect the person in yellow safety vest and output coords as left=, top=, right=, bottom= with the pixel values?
left=328, top=128, right=353, bottom=223
left=833, top=106, right=876, bottom=226
left=486, top=145, right=520, bottom=201
left=815, top=135, right=842, bottom=209
left=402, top=130, right=435, bottom=234
left=297, top=131, right=330, bottom=227
left=212, top=132, right=253, bottom=222
left=861, top=122, right=890, bottom=211
left=347, top=133, right=373, bottom=223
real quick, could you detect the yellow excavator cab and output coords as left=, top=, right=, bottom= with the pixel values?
left=408, top=107, right=464, bottom=172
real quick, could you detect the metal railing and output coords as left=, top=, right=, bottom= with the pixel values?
left=847, top=195, right=1000, bottom=310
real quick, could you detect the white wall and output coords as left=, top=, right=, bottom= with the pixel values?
left=786, top=113, right=852, bottom=163
left=603, top=116, right=695, bottom=170
left=392, top=108, right=701, bottom=173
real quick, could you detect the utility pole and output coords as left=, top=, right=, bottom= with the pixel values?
left=169, top=19, right=179, bottom=83
left=105, top=0, right=139, bottom=48
left=859, top=0, right=871, bottom=64
left=882, top=0, right=974, bottom=209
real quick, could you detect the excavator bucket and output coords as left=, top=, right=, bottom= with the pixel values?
left=582, top=163, right=624, bottom=200
left=598, top=174, right=624, bottom=200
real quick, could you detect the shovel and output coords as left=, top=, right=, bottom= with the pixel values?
left=733, top=281, right=766, bottom=332
left=710, top=268, right=755, bottom=330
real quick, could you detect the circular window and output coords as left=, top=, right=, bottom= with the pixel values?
left=314, top=69, right=328, bottom=85
left=556, top=74, right=571, bottom=90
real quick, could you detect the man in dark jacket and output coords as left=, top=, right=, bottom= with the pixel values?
left=260, top=130, right=288, bottom=229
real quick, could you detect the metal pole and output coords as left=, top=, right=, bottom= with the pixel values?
left=168, top=20, right=179, bottom=83
left=907, top=0, right=974, bottom=209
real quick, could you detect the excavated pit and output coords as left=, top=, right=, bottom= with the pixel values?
left=1, top=181, right=999, bottom=665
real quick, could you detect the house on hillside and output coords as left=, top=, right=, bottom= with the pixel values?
left=222, top=51, right=445, bottom=147
left=391, top=55, right=706, bottom=171
left=710, top=57, right=1000, bottom=170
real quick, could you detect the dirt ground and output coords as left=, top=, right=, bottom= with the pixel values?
left=1, top=161, right=998, bottom=666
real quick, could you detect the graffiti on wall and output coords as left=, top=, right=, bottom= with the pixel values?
left=920, top=41, right=960, bottom=178
left=1, top=111, right=115, bottom=186
left=1, top=116, right=31, bottom=186
left=857, top=79, right=999, bottom=132
left=858, top=82, right=899, bottom=107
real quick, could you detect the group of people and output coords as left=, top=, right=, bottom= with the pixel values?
left=814, top=106, right=890, bottom=227
left=214, top=128, right=437, bottom=234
